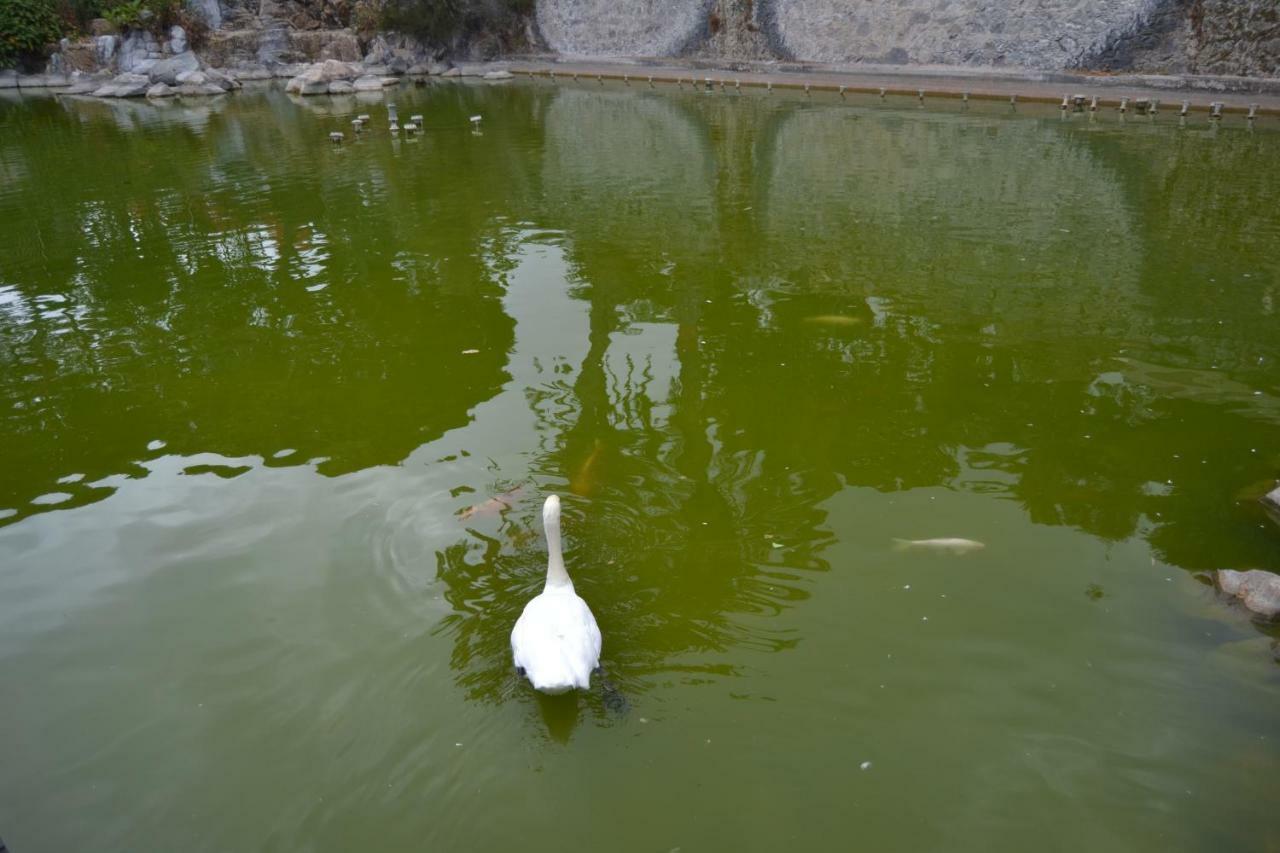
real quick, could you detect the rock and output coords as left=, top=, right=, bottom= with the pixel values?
left=176, top=69, right=208, bottom=86
left=89, top=17, right=115, bottom=36
left=92, top=72, right=150, bottom=97
left=361, top=64, right=389, bottom=76
left=203, top=67, right=239, bottom=90
left=18, top=73, right=71, bottom=88
left=148, top=51, right=201, bottom=85
left=441, top=67, right=461, bottom=77
left=1217, top=570, right=1280, bottom=619
left=190, top=0, right=221, bottom=29
left=483, top=69, right=513, bottom=80
left=118, top=30, right=161, bottom=74
left=285, top=58, right=362, bottom=94
left=1262, top=485, right=1280, bottom=511
left=352, top=75, right=384, bottom=91
left=168, top=25, right=187, bottom=55
left=177, top=82, right=227, bottom=97
left=63, top=74, right=109, bottom=95
left=227, top=66, right=273, bottom=81
left=406, top=63, right=432, bottom=75
left=380, top=77, right=400, bottom=87
left=387, top=56, right=409, bottom=74
left=328, top=80, right=354, bottom=94
left=94, top=35, right=118, bottom=68
left=427, top=62, right=451, bottom=75
left=60, top=39, right=104, bottom=74
left=317, top=32, right=362, bottom=62
left=146, top=82, right=176, bottom=98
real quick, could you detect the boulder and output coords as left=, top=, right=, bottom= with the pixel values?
left=427, top=62, right=451, bottom=75
left=406, top=63, right=432, bottom=75
left=92, top=72, right=150, bottom=97
left=94, top=34, right=118, bottom=67
left=148, top=51, right=201, bottom=85
left=60, top=39, right=103, bottom=74
left=203, top=67, right=239, bottom=90
left=64, top=74, right=110, bottom=95
left=146, top=82, right=176, bottom=98
left=440, top=67, right=461, bottom=77
left=118, top=30, right=161, bottom=74
left=177, top=82, right=227, bottom=96
left=483, top=69, right=513, bottom=80
left=1262, top=485, right=1280, bottom=511
left=228, top=66, right=273, bottom=81
left=328, top=80, right=354, bottom=94
left=380, top=77, right=399, bottom=87
left=285, top=59, right=361, bottom=94
left=167, top=25, right=187, bottom=55
left=352, top=75, right=384, bottom=91
left=89, top=18, right=115, bottom=36
left=1217, top=570, right=1280, bottom=619
left=387, top=56, right=409, bottom=74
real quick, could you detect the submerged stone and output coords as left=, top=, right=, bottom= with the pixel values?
left=1217, top=569, right=1280, bottom=619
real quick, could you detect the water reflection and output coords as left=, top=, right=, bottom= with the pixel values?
left=2, top=84, right=1280, bottom=696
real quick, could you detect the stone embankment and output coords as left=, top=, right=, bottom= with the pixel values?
left=3, top=0, right=1276, bottom=95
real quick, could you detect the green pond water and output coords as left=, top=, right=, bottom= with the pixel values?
left=2, top=80, right=1280, bottom=852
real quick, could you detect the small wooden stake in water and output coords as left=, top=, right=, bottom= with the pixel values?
left=387, top=103, right=398, bottom=126
left=1247, top=103, right=1259, bottom=122
left=1089, top=95, right=1098, bottom=112
left=1061, top=94, right=1069, bottom=110
left=917, top=89, right=925, bottom=103
left=1210, top=102, right=1223, bottom=120
left=623, top=74, right=629, bottom=85
left=879, top=87, right=886, bottom=100
left=1009, top=94, right=1017, bottom=107
left=767, top=82, right=773, bottom=94
left=804, top=84, right=811, bottom=96
left=839, top=85, right=846, bottom=99
left=649, top=76, right=654, bottom=88
left=1180, top=100, right=1190, bottom=117
left=1119, top=96, right=1129, bottom=113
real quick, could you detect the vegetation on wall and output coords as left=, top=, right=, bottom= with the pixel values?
left=1, top=0, right=210, bottom=68
left=378, top=0, right=532, bottom=48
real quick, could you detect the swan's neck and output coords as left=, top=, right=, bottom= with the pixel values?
left=544, top=511, right=571, bottom=588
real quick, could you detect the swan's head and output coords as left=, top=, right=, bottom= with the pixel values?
left=542, top=494, right=561, bottom=528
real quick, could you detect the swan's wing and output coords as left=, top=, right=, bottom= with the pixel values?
left=510, top=592, right=601, bottom=692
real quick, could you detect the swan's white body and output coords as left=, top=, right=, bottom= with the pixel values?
left=511, top=495, right=601, bottom=694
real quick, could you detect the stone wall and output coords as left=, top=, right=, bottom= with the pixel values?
left=535, top=0, right=716, bottom=58
left=1089, top=0, right=1280, bottom=76
left=534, top=0, right=1280, bottom=75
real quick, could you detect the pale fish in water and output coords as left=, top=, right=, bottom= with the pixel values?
left=803, top=315, right=862, bottom=326
left=458, top=484, right=525, bottom=521
left=892, top=537, right=986, bottom=555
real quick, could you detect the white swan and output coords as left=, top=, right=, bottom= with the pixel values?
left=511, top=495, right=602, bottom=694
